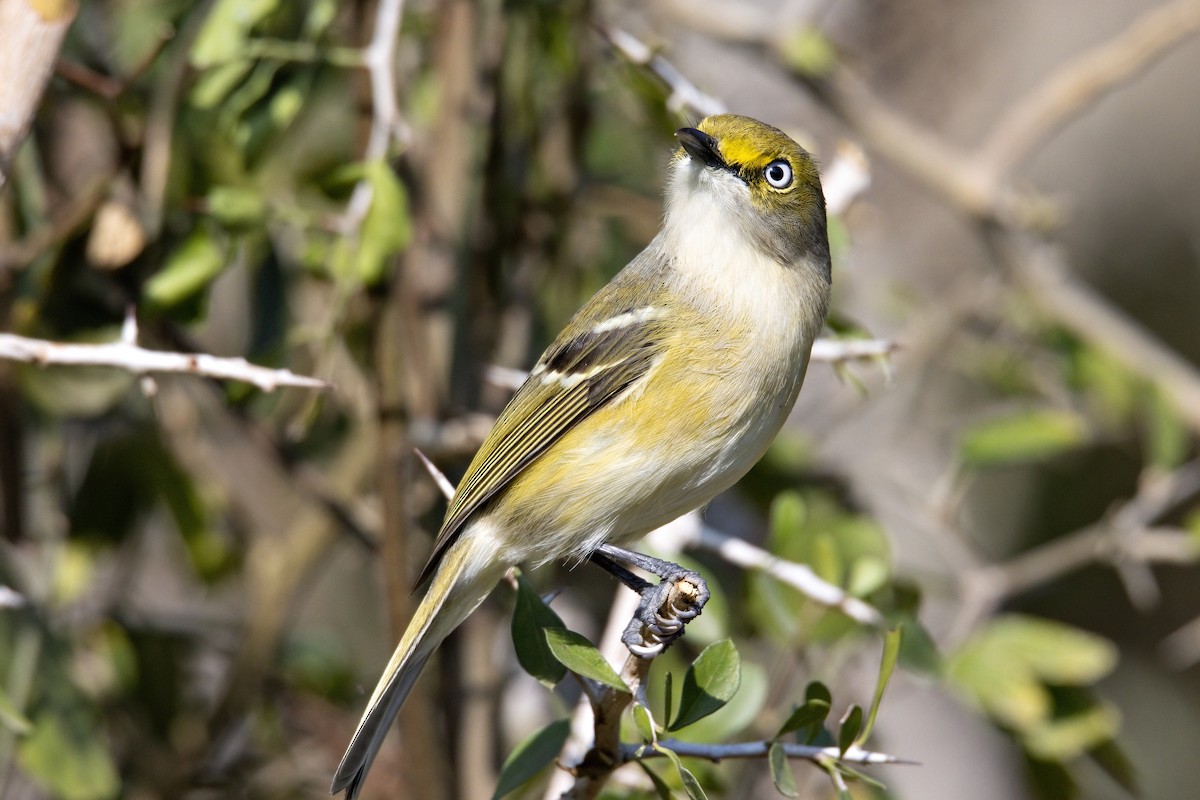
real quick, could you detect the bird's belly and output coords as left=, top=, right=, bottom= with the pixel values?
left=486, top=347, right=806, bottom=566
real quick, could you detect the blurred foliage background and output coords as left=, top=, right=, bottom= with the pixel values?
left=2, top=0, right=1200, bottom=798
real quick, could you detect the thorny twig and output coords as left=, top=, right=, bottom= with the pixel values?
left=0, top=309, right=329, bottom=392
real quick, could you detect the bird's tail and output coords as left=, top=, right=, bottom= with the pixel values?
left=330, top=537, right=499, bottom=798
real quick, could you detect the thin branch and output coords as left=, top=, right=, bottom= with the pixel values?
left=336, top=0, right=407, bottom=234
left=0, top=312, right=329, bottom=392
left=628, top=737, right=912, bottom=766
left=810, top=337, right=898, bottom=365
left=598, top=25, right=726, bottom=119
left=691, top=522, right=887, bottom=627
left=982, top=0, right=1200, bottom=173
left=599, top=24, right=875, bottom=218
left=0, top=585, right=25, bottom=609
left=991, top=232, right=1200, bottom=434
left=950, top=461, right=1200, bottom=641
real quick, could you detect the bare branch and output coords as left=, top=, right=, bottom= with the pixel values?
left=0, top=315, right=329, bottom=392
left=983, top=0, right=1200, bottom=173
left=598, top=25, right=726, bottom=119
left=336, top=0, right=408, bottom=233
left=810, top=337, right=898, bottom=365
left=631, top=737, right=912, bottom=766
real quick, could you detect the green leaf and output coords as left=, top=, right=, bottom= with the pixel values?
left=776, top=698, right=831, bottom=738
left=669, top=639, right=741, bottom=731
left=780, top=26, right=837, bottom=77
left=656, top=745, right=709, bottom=800
left=206, top=186, right=266, bottom=227
left=986, top=616, right=1118, bottom=685
left=837, top=705, right=862, bottom=757
left=859, top=628, right=901, bottom=743
left=806, top=681, right=832, bottom=705
left=1023, top=704, right=1120, bottom=761
left=0, top=689, right=31, bottom=734
left=544, top=629, right=628, bottom=693
left=768, top=741, right=799, bottom=798
left=354, top=160, right=411, bottom=285
left=895, top=615, right=942, bottom=676
left=190, top=59, right=254, bottom=108
left=663, top=671, right=673, bottom=729
left=959, top=409, right=1088, bottom=467
left=512, top=575, right=567, bottom=686
left=144, top=229, right=225, bottom=309
left=191, top=0, right=280, bottom=67
left=491, top=718, right=570, bottom=799
left=636, top=761, right=676, bottom=800
left=18, top=712, right=120, bottom=800
left=632, top=702, right=656, bottom=743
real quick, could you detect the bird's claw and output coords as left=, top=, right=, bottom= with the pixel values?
left=622, top=570, right=709, bottom=658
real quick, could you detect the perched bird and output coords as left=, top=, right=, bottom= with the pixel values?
left=332, top=114, right=832, bottom=798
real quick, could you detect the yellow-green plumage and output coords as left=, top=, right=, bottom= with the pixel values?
left=332, top=114, right=832, bottom=798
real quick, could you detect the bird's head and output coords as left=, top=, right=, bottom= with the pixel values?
left=669, top=114, right=829, bottom=272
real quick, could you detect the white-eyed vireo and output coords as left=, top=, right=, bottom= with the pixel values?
left=332, top=114, right=832, bottom=797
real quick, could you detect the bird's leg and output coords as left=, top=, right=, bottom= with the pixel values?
left=590, top=543, right=710, bottom=658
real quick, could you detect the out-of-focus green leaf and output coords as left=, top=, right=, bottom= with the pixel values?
left=768, top=741, right=799, bottom=798
left=985, top=616, right=1117, bottom=685
left=1142, top=386, right=1189, bottom=470
left=847, top=556, right=888, bottom=597
left=544, top=629, right=627, bottom=693
left=959, top=409, right=1088, bottom=467
left=1024, top=704, right=1121, bottom=761
left=669, top=639, right=741, bottom=731
left=206, top=186, right=266, bottom=227
left=859, top=628, right=901, bottom=743
left=810, top=531, right=842, bottom=586
left=947, top=616, right=1117, bottom=733
left=191, top=59, right=254, bottom=109
left=303, top=0, right=338, bottom=38
left=512, top=574, right=566, bottom=687
left=1088, top=738, right=1139, bottom=795
left=192, top=0, right=280, bottom=67
left=780, top=27, right=837, bottom=77
left=18, top=712, right=120, bottom=800
left=354, top=160, right=412, bottom=285
left=0, top=689, right=31, bottom=734
left=52, top=544, right=95, bottom=607
left=837, top=705, right=862, bottom=757
left=144, top=229, right=226, bottom=309
left=491, top=718, right=570, bottom=799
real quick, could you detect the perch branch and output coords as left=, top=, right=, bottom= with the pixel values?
left=0, top=310, right=329, bottom=392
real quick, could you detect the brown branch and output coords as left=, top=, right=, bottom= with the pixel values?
left=950, top=460, right=1200, bottom=642
left=982, top=0, right=1200, bottom=173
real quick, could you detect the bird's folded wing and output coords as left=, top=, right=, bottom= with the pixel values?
left=415, top=308, right=668, bottom=586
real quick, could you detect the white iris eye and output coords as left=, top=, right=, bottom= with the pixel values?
left=765, top=159, right=793, bottom=189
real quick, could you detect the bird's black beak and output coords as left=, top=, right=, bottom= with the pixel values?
left=676, top=127, right=724, bottom=168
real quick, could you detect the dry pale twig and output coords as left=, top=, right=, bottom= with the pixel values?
left=0, top=311, right=329, bottom=392
left=336, top=0, right=408, bottom=234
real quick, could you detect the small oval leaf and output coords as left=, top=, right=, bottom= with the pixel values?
left=491, top=718, right=570, bottom=799
left=543, top=629, right=628, bottom=693
left=669, top=639, right=741, bottom=731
